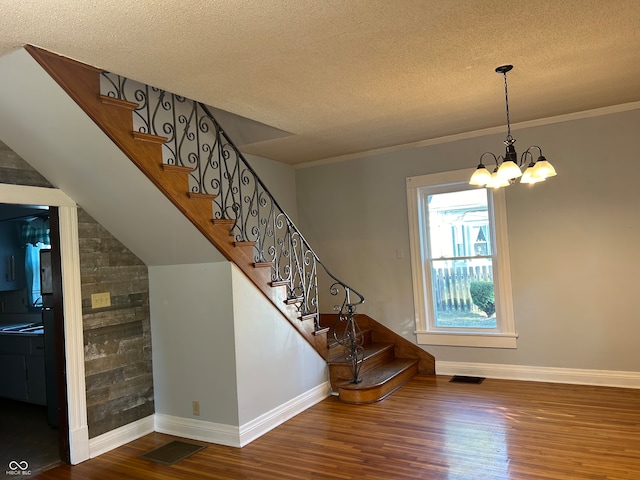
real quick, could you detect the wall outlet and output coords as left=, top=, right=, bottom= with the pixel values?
left=91, top=292, right=111, bottom=309
left=192, top=400, right=200, bottom=416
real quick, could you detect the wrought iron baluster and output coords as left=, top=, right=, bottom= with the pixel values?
left=199, top=113, right=219, bottom=198
left=152, top=90, right=167, bottom=148
left=330, top=286, right=365, bottom=384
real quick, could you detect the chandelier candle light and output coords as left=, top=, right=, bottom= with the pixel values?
left=469, top=65, right=557, bottom=188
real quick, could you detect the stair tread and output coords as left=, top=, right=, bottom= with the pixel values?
left=133, top=130, right=168, bottom=144
left=328, top=341, right=393, bottom=364
left=99, top=94, right=138, bottom=110
left=338, top=358, right=418, bottom=390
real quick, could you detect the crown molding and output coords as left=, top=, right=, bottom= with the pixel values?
left=295, top=101, right=640, bottom=170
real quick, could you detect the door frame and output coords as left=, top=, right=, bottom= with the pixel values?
left=0, top=184, right=89, bottom=464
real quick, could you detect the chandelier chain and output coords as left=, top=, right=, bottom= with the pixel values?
left=502, top=71, right=512, bottom=142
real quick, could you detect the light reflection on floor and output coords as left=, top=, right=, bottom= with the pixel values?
left=444, top=407, right=509, bottom=480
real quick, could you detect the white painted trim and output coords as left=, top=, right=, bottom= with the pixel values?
left=155, top=414, right=241, bottom=448
left=406, top=170, right=517, bottom=348
left=406, top=182, right=427, bottom=333
left=436, top=361, right=640, bottom=389
left=295, top=101, right=640, bottom=169
left=88, top=415, right=155, bottom=458
left=238, top=381, right=331, bottom=447
left=0, top=184, right=76, bottom=206
left=58, top=205, right=89, bottom=464
left=155, top=381, right=331, bottom=449
left=491, top=187, right=515, bottom=338
left=0, top=184, right=89, bottom=464
left=417, top=333, right=517, bottom=349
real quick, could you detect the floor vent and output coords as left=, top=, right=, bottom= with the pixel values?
left=139, top=440, right=206, bottom=465
left=449, top=375, right=485, bottom=384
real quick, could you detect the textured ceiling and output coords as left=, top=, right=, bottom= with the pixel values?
left=2, top=0, right=640, bottom=165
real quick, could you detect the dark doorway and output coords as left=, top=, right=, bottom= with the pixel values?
left=0, top=204, right=69, bottom=473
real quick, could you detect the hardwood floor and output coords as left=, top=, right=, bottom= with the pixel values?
left=32, top=375, right=640, bottom=479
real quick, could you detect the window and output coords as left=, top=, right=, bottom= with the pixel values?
left=406, top=169, right=517, bottom=348
left=21, top=215, right=51, bottom=307
left=25, top=242, right=51, bottom=307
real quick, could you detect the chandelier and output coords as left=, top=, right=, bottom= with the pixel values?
left=469, top=65, right=556, bottom=188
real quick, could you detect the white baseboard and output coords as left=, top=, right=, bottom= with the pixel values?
left=155, top=414, right=241, bottom=447
left=88, top=415, right=155, bottom=458
left=436, top=361, right=640, bottom=389
left=69, top=424, right=90, bottom=464
left=156, top=381, right=332, bottom=448
left=239, top=381, right=331, bottom=447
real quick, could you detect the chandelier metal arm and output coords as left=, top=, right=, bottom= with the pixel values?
left=478, top=151, right=501, bottom=169
left=522, top=145, right=543, bottom=158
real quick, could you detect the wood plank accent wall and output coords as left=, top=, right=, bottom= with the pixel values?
left=0, top=143, right=154, bottom=438
left=0, top=140, right=53, bottom=188
left=78, top=209, right=153, bottom=438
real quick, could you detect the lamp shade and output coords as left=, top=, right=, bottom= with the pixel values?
left=520, top=165, right=545, bottom=184
left=469, top=165, right=492, bottom=186
left=497, top=160, right=523, bottom=180
left=531, top=157, right=557, bottom=179
left=487, top=171, right=510, bottom=189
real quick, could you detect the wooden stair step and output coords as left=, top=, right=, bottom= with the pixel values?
left=328, top=342, right=395, bottom=389
left=211, top=218, right=236, bottom=235
left=299, top=312, right=318, bottom=322
left=253, top=261, right=273, bottom=268
left=321, top=313, right=436, bottom=377
left=337, top=358, right=419, bottom=404
left=188, top=192, right=217, bottom=201
left=163, top=163, right=192, bottom=174
left=285, top=296, right=304, bottom=305
left=328, top=341, right=392, bottom=365
left=132, top=131, right=168, bottom=144
left=312, top=326, right=330, bottom=336
left=99, top=94, right=138, bottom=111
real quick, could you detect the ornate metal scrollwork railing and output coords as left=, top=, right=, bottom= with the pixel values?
left=100, top=72, right=365, bottom=382
left=327, top=276, right=365, bottom=384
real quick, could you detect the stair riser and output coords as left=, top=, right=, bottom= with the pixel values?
left=328, top=345, right=395, bottom=389
left=338, top=362, right=419, bottom=404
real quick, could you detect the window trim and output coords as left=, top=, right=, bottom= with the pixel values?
left=406, top=169, right=517, bottom=348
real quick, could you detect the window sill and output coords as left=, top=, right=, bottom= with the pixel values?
left=416, top=331, right=518, bottom=348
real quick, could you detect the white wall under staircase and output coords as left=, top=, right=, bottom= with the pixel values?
left=149, top=261, right=328, bottom=447
left=0, top=47, right=225, bottom=267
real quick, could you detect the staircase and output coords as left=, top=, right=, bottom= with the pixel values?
left=323, top=314, right=434, bottom=403
left=25, top=45, right=435, bottom=403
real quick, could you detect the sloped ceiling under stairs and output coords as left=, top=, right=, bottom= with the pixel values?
left=0, top=48, right=226, bottom=266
